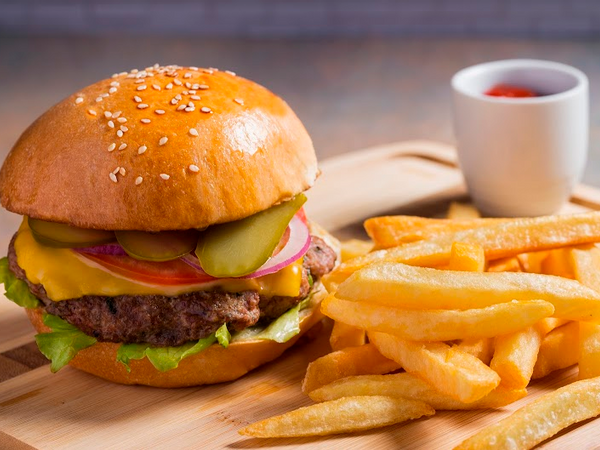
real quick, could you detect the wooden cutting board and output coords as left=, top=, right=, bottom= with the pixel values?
left=1, top=140, right=599, bottom=450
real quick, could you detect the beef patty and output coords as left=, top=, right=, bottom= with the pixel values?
left=8, top=235, right=336, bottom=347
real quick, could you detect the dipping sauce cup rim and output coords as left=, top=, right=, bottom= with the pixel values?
left=451, top=58, right=588, bottom=105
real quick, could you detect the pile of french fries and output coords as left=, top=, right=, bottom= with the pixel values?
left=240, top=204, right=600, bottom=448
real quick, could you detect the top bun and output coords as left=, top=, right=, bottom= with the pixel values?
left=0, top=65, right=317, bottom=231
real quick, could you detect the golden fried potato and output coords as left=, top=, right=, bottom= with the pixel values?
left=329, top=320, right=366, bottom=351
left=448, top=242, right=485, bottom=272
left=532, top=321, right=579, bottom=379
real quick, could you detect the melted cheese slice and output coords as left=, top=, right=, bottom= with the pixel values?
left=14, top=221, right=303, bottom=301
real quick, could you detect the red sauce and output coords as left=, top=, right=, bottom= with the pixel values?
left=485, top=84, right=537, bottom=98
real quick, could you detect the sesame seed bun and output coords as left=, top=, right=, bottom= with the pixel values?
left=26, top=282, right=327, bottom=388
left=0, top=66, right=317, bottom=231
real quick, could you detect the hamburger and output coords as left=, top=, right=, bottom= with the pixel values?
left=0, top=64, right=339, bottom=387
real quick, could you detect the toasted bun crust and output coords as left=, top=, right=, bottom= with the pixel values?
left=26, top=284, right=326, bottom=388
left=0, top=66, right=317, bottom=231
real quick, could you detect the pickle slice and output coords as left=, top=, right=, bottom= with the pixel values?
left=196, top=194, right=307, bottom=277
left=29, top=218, right=115, bottom=248
left=115, top=230, right=199, bottom=262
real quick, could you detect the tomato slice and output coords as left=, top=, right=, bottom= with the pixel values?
left=296, top=207, right=308, bottom=225
left=80, top=253, right=216, bottom=286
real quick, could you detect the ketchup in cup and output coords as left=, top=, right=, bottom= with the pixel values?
left=485, top=83, right=537, bottom=98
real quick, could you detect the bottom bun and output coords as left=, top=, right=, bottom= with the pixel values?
left=26, top=284, right=327, bottom=388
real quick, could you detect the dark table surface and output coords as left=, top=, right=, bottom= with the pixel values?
left=1, top=37, right=599, bottom=250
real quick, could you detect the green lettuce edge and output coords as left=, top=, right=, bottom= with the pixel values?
left=0, top=256, right=40, bottom=309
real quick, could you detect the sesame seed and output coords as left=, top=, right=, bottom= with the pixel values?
left=165, top=83, right=173, bottom=90
left=101, top=93, right=109, bottom=98
left=185, top=106, right=195, bottom=112
left=185, top=82, right=192, bottom=89
left=201, top=106, right=212, bottom=113
left=117, top=117, right=127, bottom=123
left=75, top=97, right=84, bottom=105
left=189, top=128, right=199, bottom=137
left=198, top=84, right=209, bottom=90
left=141, top=118, right=151, bottom=124
left=119, top=167, right=126, bottom=176
left=119, top=143, right=127, bottom=150
left=177, top=104, right=187, bottom=111
left=109, top=173, right=118, bottom=183
left=104, top=111, right=112, bottom=118
left=110, top=81, right=120, bottom=87
left=189, top=164, right=200, bottom=172
left=109, top=87, right=117, bottom=94
left=108, top=121, right=115, bottom=128
left=191, top=95, right=201, bottom=100
left=138, top=145, right=147, bottom=154
left=203, top=69, right=214, bottom=74
left=160, top=173, right=170, bottom=180
left=135, top=79, right=145, bottom=84
left=108, top=143, right=116, bottom=152
left=135, top=176, right=143, bottom=185
left=137, top=85, right=147, bottom=91
left=131, top=69, right=139, bottom=74
left=113, top=167, right=121, bottom=174
left=96, top=97, right=103, bottom=102
left=155, top=109, right=165, bottom=115
left=184, top=72, right=192, bottom=79
left=159, top=136, right=168, bottom=146
left=152, top=84, right=161, bottom=91
left=134, top=96, right=142, bottom=103
left=112, top=111, right=122, bottom=118
left=234, top=98, right=244, bottom=105
left=120, top=125, right=128, bottom=132
left=88, top=109, right=97, bottom=116
left=189, top=90, right=197, bottom=94
left=117, top=130, right=124, bottom=137
left=119, top=71, right=128, bottom=76
left=182, top=90, right=189, bottom=95
left=173, top=79, right=183, bottom=86
left=225, top=70, right=236, bottom=76
left=175, top=94, right=182, bottom=100
left=112, top=73, right=119, bottom=79
left=137, top=104, right=149, bottom=109
left=170, top=99, right=178, bottom=105
left=190, top=66, right=199, bottom=71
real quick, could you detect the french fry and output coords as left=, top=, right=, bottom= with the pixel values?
left=329, top=321, right=366, bottom=351
left=517, top=251, right=549, bottom=274
left=364, top=216, right=504, bottom=249
left=490, top=325, right=543, bottom=389
left=541, top=248, right=575, bottom=278
left=334, top=262, right=600, bottom=321
left=326, top=211, right=600, bottom=289
left=487, top=256, right=521, bottom=272
left=455, top=376, right=600, bottom=450
left=532, top=321, right=579, bottom=379
left=309, top=372, right=527, bottom=409
left=447, top=202, right=481, bottom=220
left=454, top=338, right=494, bottom=365
left=369, top=331, right=500, bottom=403
left=301, top=343, right=400, bottom=394
left=578, top=321, right=600, bottom=380
left=340, top=239, right=373, bottom=262
left=570, top=244, right=600, bottom=292
left=238, top=395, right=434, bottom=437
left=448, top=242, right=485, bottom=272
left=322, top=296, right=554, bottom=342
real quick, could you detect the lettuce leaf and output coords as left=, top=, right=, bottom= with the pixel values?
left=232, top=295, right=312, bottom=344
left=0, top=257, right=40, bottom=309
left=117, top=333, right=217, bottom=373
left=35, top=314, right=97, bottom=372
left=216, top=324, right=231, bottom=348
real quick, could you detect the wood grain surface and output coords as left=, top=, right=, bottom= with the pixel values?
left=1, top=140, right=599, bottom=449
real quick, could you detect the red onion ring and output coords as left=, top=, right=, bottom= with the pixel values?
left=75, top=243, right=127, bottom=256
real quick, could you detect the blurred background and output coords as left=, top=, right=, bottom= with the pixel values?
left=0, top=0, right=599, bottom=194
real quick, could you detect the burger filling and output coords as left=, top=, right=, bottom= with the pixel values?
left=0, top=201, right=338, bottom=373
left=6, top=235, right=336, bottom=347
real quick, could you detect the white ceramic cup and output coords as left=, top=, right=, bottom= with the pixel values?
left=452, top=59, right=588, bottom=216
